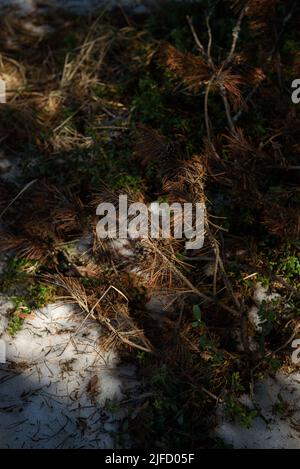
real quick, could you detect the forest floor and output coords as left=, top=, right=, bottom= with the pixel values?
left=0, top=0, right=300, bottom=449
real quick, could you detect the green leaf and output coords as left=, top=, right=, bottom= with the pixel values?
left=192, top=305, right=201, bottom=321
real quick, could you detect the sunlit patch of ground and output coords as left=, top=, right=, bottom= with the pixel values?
left=216, top=372, right=300, bottom=449
left=0, top=302, right=138, bottom=448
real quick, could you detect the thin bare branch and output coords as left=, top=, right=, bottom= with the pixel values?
left=186, top=15, right=207, bottom=58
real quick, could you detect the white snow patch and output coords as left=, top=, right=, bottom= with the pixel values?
left=216, top=371, right=300, bottom=448
left=248, top=305, right=264, bottom=332
left=110, top=239, right=134, bottom=258
left=0, top=303, right=138, bottom=448
left=249, top=282, right=280, bottom=332
left=253, top=282, right=280, bottom=305
left=0, top=296, right=13, bottom=336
